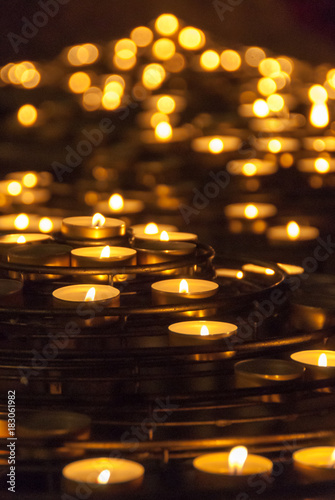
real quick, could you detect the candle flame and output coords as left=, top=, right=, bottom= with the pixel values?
left=97, top=469, right=110, bottom=484
left=84, top=287, right=96, bottom=301
left=318, top=352, right=328, bottom=367
left=286, top=221, right=300, bottom=239
left=144, top=222, right=159, bottom=234
left=200, top=325, right=209, bottom=336
left=265, top=268, right=275, bottom=275
left=160, top=230, right=169, bottom=241
left=108, top=193, right=124, bottom=211
left=100, top=245, right=110, bottom=258
left=14, top=213, right=29, bottom=230
left=17, top=235, right=26, bottom=243
left=155, top=121, right=172, bottom=141
left=242, top=162, right=257, bottom=176
left=92, top=213, right=105, bottom=228
left=330, top=449, right=335, bottom=468
left=236, top=271, right=244, bottom=279
left=244, top=204, right=259, bottom=219
left=228, top=446, right=248, bottom=475
left=314, top=158, right=330, bottom=174
left=268, top=139, right=282, bottom=153
left=179, top=279, right=189, bottom=293
left=208, top=138, right=224, bottom=154
left=310, top=103, right=329, bottom=128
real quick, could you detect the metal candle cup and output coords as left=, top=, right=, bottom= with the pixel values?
left=168, top=320, right=237, bottom=346
left=293, top=447, right=335, bottom=483
left=133, top=231, right=198, bottom=245
left=0, top=233, right=52, bottom=260
left=135, top=240, right=196, bottom=276
left=290, top=350, right=335, bottom=381
left=62, top=457, right=144, bottom=499
left=61, top=216, right=126, bottom=240
left=130, top=223, right=178, bottom=238
left=0, top=278, right=23, bottom=306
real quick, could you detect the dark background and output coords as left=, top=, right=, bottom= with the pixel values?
left=0, top=0, right=335, bottom=65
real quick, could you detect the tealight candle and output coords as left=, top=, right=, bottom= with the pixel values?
left=95, top=194, right=144, bottom=216
left=297, top=157, right=335, bottom=174
left=0, top=213, right=62, bottom=233
left=249, top=115, right=304, bottom=133
left=0, top=233, right=52, bottom=260
left=61, top=214, right=126, bottom=240
left=71, top=246, right=137, bottom=282
left=303, top=136, right=335, bottom=152
left=290, top=350, right=335, bottom=380
left=227, top=159, right=278, bottom=176
left=53, top=284, right=120, bottom=327
left=293, top=447, right=335, bottom=483
left=133, top=230, right=198, bottom=244
left=143, top=94, right=186, bottom=112
left=5, top=170, right=53, bottom=187
left=134, top=240, right=196, bottom=275
left=140, top=126, right=190, bottom=147
left=266, top=221, right=319, bottom=244
left=193, top=447, right=273, bottom=490
left=151, top=278, right=218, bottom=317
left=130, top=222, right=178, bottom=238
left=253, top=136, right=300, bottom=153
left=224, top=203, right=277, bottom=220
left=62, top=457, right=144, bottom=498
left=192, top=135, right=242, bottom=154
left=168, top=320, right=237, bottom=346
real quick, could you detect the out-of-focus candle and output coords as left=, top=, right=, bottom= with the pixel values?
left=192, top=135, right=241, bottom=154
left=253, top=136, right=300, bottom=153
left=303, top=136, right=335, bottom=152
left=0, top=214, right=62, bottom=233
left=227, top=159, right=277, bottom=176
left=0, top=233, right=52, bottom=260
left=95, top=194, right=144, bottom=216
left=277, top=263, right=304, bottom=275
left=130, top=222, right=178, bottom=238
left=61, top=214, right=126, bottom=240
left=62, top=457, right=144, bottom=497
left=224, top=203, right=277, bottom=219
left=267, top=221, right=319, bottom=243
left=249, top=115, right=305, bottom=133
left=293, top=447, right=335, bottom=483
left=297, top=157, right=335, bottom=174
left=133, top=230, right=197, bottom=244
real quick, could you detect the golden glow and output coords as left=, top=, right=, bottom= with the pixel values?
left=157, top=96, right=176, bottom=114
left=142, top=64, right=166, bottom=90
left=0, top=63, right=15, bottom=83
left=267, top=94, right=285, bottom=112
left=314, top=158, right=330, bottom=173
left=265, top=268, right=275, bottom=275
left=82, top=87, right=102, bottom=111
left=200, top=325, right=209, bottom=336
left=244, top=204, right=259, bottom=219
left=7, top=181, right=22, bottom=196
left=14, top=214, right=29, bottom=230
left=22, top=173, right=38, bottom=188
left=9, top=62, right=34, bottom=85
left=286, top=221, right=300, bottom=239
left=130, top=26, right=153, bottom=47
left=113, top=54, right=136, bottom=70
left=100, top=246, right=111, bottom=258
left=17, top=104, right=37, bottom=127
left=208, top=138, right=224, bottom=154
left=280, top=153, right=294, bottom=168
left=245, top=47, right=266, bottom=67
left=92, top=213, right=105, bottom=228
left=97, top=469, right=110, bottom=484
left=84, top=287, right=96, bottom=302
left=108, top=194, right=124, bottom=211
left=21, top=68, right=41, bottom=89
left=155, top=14, right=179, bottom=36
left=308, top=85, right=328, bottom=103
left=102, top=91, right=121, bottom=110
left=220, top=50, right=241, bottom=71
left=179, top=279, right=189, bottom=293
left=236, top=271, right=244, bottom=279
left=257, top=77, right=277, bottom=96
left=326, top=69, right=335, bottom=89
left=144, top=223, right=159, bottom=234
left=277, top=56, right=293, bottom=75
left=258, top=58, right=281, bottom=77
left=68, top=72, right=91, bottom=93
left=164, top=53, right=185, bottom=73
left=115, top=39, right=137, bottom=58
left=242, top=163, right=257, bottom=176
left=228, top=446, right=248, bottom=475
left=268, top=139, right=282, bottom=153
left=252, top=99, right=269, bottom=117
left=67, top=44, right=99, bottom=66
left=313, top=139, right=326, bottom=152
left=150, top=112, right=169, bottom=128
left=310, top=104, right=329, bottom=128
left=152, top=38, right=175, bottom=60
left=105, top=74, right=125, bottom=87
left=318, top=353, right=328, bottom=367
left=17, top=235, right=26, bottom=243
left=178, top=27, right=205, bottom=50
left=200, top=50, right=220, bottom=71
left=104, top=81, right=124, bottom=96
left=39, top=217, right=53, bottom=233
left=159, top=230, right=169, bottom=241
left=155, top=122, right=172, bottom=141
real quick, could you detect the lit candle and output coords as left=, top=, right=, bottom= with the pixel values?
left=303, top=136, right=335, bottom=152
left=5, top=171, right=53, bottom=187
left=61, top=214, right=126, bottom=240
left=193, top=447, right=273, bottom=489
left=224, top=203, right=277, bottom=220
left=62, top=457, right=144, bottom=497
left=249, top=115, right=305, bottom=133
left=0, top=213, right=62, bottom=233
left=253, top=136, right=300, bottom=153
left=143, top=94, right=186, bottom=112
left=297, top=157, right=335, bottom=174
left=192, top=135, right=242, bottom=154
left=290, top=350, right=335, bottom=380
left=0, top=233, right=52, bottom=260
left=267, top=221, right=319, bottom=244
left=130, top=222, right=178, bottom=238
left=168, top=320, right=237, bottom=345
left=133, top=230, right=197, bottom=244
left=293, top=447, right=335, bottom=483
left=227, top=159, right=278, bottom=176
left=95, top=194, right=144, bottom=216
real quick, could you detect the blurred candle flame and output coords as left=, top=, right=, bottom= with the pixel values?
left=160, top=231, right=169, bottom=241
left=108, top=194, right=124, bottom=211
left=244, top=204, right=259, bottom=219
left=200, top=325, right=209, bottom=336
left=16, top=235, right=26, bottom=243
left=97, top=469, right=110, bottom=484
left=179, top=279, right=189, bottom=293
left=92, top=213, right=105, bottom=228
left=228, top=446, right=248, bottom=475
left=100, top=246, right=110, bottom=258
left=144, top=223, right=158, bottom=235
left=318, top=353, right=328, bottom=367
left=286, top=221, right=300, bottom=239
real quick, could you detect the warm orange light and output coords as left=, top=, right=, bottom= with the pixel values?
left=309, top=85, right=328, bottom=103
left=150, top=112, right=169, bottom=128
left=245, top=47, right=266, bottom=67
left=314, top=158, right=330, bottom=173
left=252, top=99, right=269, bottom=118
left=17, top=104, right=37, bottom=126
left=228, top=446, right=248, bottom=475
left=208, top=138, right=224, bottom=154
left=39, top=217, right=53, bottom=233
left=104, top=81, right=124, bottom=96
left=179, top=279, right=189, bottom=293
left=92, top=213, right=105, bottom=227
left=7, top=181, right=22, bottom=196
left=318, top=353, right=328, bottom=367
left=267, top=94, right=285, bottom=112
left=115, top=39, right=137, bottom=59
left=236, top=271, right=244, bottom=279
left=155, top=14, right=179, bottom=36
left=155, top=122, right=172, bottom=141
left=200, top=50, right=220, bottom=71
left=157, top=96, right=176, bottom=114
left=286, top=221, right=300, bottom=239
left=244, top=204, right=259, bottom=219
left=67, top=44, right=99, bottom=66
left=258, top=58, right=281, bottom=77
left=14, top=214, right=29, bottom=230
left=130, top=26, right=153, bottom=47
left=178, top=27, right=205, bottom=50
left=102, top=91, right=121, bottom=110
left=258, top=77, right=277, bottom=96
left=152, top=38, right=175, bottom=60
left=108, top=194, right=124, bottom=211
left=159, top=230, right=169, bottom=241
left=144, top=223, right=158, bottom=234
left=310, top=104, right=329, bottom=128
left=68, top=72, right=91, bottom=93
left=16, top=235, right=26, bottom=243
left=21, top=68, right=41, bottom=89
left=200, top=325, right=209, bottom=336
left=242, top=163, right=257, bottom=176
left=100, top=246, right=111, bottom=258
left=142, top=64, right=166, bottom=90
left=330, top=449, right=335, bottom=467
left=22, top=173, right=38, bottom=188
left=268, top=139, right=282, bottom=153
left=97, top=469, right=110, bottom=484
left=220, top=50, right=241, bottom=71
left=84, top=287, right=96, bottom=302
left=265, top=268, right=275, bottom=275
left=83, top=87, right=102, bottom=111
